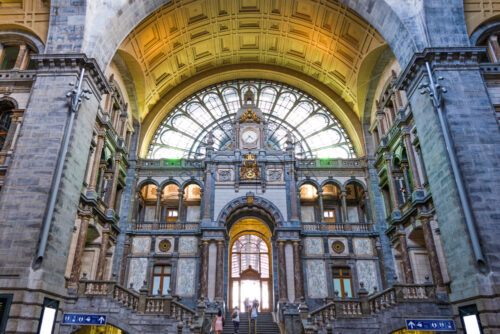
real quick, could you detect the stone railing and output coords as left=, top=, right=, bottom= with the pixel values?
left=300, top=283, right=436, bottom=330
left=78, top=279, right=196, bottom=324
left=296, top=158, right=367, bottom=169
left=0, top=69, right=36, bottom=81
left=302, top=222, right=373, bottom=232
left=137, top=159, right=204, bottom=169
left=134, top=221, right=200, bottom=231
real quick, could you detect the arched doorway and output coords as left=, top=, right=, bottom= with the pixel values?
left=229, top=219, right=272, bottom=312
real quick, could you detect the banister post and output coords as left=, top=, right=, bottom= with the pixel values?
left=358, top=282, right=370, bottom=315
left=138, top=280, right=148, bottom=313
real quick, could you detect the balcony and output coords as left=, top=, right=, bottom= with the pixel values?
left=134, top=221, right=200, bottom=232
left=301, top=222, right=374, bottom=233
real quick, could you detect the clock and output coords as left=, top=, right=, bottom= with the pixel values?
left=242, top=129, right=258, bottom=144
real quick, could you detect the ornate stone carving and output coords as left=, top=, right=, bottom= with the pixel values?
left=267, top=169, right=283, bottom=182
left=218, top=169, right=232, bottom=182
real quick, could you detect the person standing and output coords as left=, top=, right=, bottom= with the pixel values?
left=231, top=306, right=240, bottom=334
left=212, top=309, right=224, bottom=334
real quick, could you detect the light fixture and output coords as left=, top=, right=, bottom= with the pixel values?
left=38, top=298, right=59, bottom=334
left=459, top=305, right=482, bottom=334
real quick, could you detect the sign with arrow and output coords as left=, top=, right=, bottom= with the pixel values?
left=406, top=319, right=456, bottom=331
left=62, top=313, right=107, bottom=326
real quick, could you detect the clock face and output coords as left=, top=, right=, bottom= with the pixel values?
left=242, top=129, right=258, bottom=144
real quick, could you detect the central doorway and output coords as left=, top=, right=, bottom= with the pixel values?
left=229, top=219, right=273, bottom=312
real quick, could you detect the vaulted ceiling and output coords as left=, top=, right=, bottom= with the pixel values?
left=118, top=0, right=386, bottom=125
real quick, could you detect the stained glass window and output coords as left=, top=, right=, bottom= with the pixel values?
left=148, top=80, right=356, bottom=159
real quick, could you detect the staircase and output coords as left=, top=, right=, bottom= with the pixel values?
left=223, top=312, right=280, bottom=334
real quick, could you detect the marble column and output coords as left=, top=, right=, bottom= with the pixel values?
left=155, top=191, right=161, bottom=222
left=375, top=240, right=387, bottom=289
left=69, top=209, right=92, bottom=285
left=376, top=110, right=386, bottom=136
left=13, top=44, right=27, bottom=69
left=292, top=241, right=304, bottom=300
left=96, top=224, right=110, bottom=280
left=288, top=167, right=299, bottom=221
left=199, top=240, right=210, bottom=299
left=202, top=169, right=213, bottom=222
left=402, top=129, right=422, bottom=190
left=177, top=189, right=184, bottom=222
left=488, top=35, right=500, bottom=62
left=86, top=130, right=105, bottom=195
left=215, top=241, right=224, bottom=300
left=120, top=236, right=130, bottom=286
left=277, top=241, right=288, bottom=301
left=398, top=229, right=414, bottom=284
left=421, top=217, right=444, bottom=288
left=340, top=190, right=348, bottom=222
left=1, top=109, right=23, bottom=151
left=106, top=153, right=121, bottom=210
left=401, top=162, right=412, bottom=200
left=318, top=190, right=325, bottom=223
left=385, top=154, right=400, bottom=211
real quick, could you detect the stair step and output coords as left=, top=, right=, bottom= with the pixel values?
left=222, top=313, right=280, bottom=334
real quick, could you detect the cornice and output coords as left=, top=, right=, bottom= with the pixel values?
left=396, top=47, right=488, bottom=94
left=31, top=53, right=111, bottom=96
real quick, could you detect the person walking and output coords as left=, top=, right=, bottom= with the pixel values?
left=212, top=309, right=224, bottom=334
left=231, top=306, right=240, bottom=334
left=250, top=300, right=259, bottom=334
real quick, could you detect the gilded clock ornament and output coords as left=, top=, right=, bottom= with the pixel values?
left=159, top=239, right=172, bottom=252
left=240, top=153, right=260, bottom=180
left=332, top=241, right=345, bottom=254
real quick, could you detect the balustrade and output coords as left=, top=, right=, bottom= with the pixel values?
left=302, top=222, right=373, bottom=232
left=134, top=221, right=200, bottom=231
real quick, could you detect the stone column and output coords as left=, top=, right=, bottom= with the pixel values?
left=96, top=224, right=111, bottom=280
left=288, top=167, right=299, bottom=221
left=199, top=240, right=210, bottom=299
left=384, top=154, right=400, bottom=211
left=69, top=209, right=92, bottom=286
left=13, top=44, right=27, bottom=69
left=401, top=162, right=412, bottom=199
left=86, top=130, right=105, bottom=195
left=202, top=169, right=213, bottom=222
left=318, top=190, right=325, bottom=223
left=277, top=241, right=288, bottom=301
left=488, top=35, right=500, bottom=62
left=106, top=153, right=121, bottom=210
left=402, top=129, right=422, bottom=190
left=1, top=109, right=23, bottom=151
left=375, top=240, right=387, bottom=289
left=292, top=241, right=304, bottom=300
left=215, top=241, right=224, bottom=300
left=120, top=236, right=130, bottom=286
left=177, top=189, right=184, bottom=222
left=421, top=217, right=444, bottom=288
left=398, top=229, right=414, bottom=284
left=340, top=190, right=348, bottom=222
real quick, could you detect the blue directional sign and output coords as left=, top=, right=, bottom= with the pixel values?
left=62, top=313, right=107, bottom=326
left=406, top=319, right=456, bottom=331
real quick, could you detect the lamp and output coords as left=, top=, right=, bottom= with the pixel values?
left=38, top=298, right=59, bottom=334
left=459, top=305, right=482, bottom=334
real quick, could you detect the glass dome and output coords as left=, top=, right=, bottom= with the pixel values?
left=147, top=79, right=356, bottom=159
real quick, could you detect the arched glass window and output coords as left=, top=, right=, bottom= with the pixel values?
left=148, top=80, right=356, bottom=159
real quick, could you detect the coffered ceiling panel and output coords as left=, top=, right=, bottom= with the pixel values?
left=119, top=0, right=385, bottom=121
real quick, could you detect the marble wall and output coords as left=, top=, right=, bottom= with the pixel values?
left=356, top=260, right=378, bottom=294
left=132, top=236, right=151, bottom=255
left=207, top=243, right=217, bottom=301
left=353, top=238, right=373, bottom=256
left=301, top=206, right=315, bottom=222
left=306, top=260, right=328, bottom=298
left=304, top=237, right=324, bottom=255
left=128, top=257, right=148, bottom=292
left=176, top=258, right=196, bottom=296
left=186, top=206, right=200, bottom=221
left=179, top=236, right=198, bottom=255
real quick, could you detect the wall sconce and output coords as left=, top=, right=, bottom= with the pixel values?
left=37, top=298, right=59, bottom=334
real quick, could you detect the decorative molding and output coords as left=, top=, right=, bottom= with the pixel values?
left=31, top=53, right=111, bottom=95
